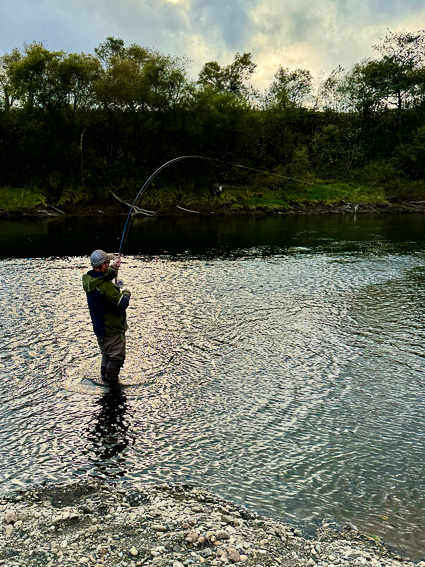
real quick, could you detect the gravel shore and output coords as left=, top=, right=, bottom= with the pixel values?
left=1, top=480, right=423, bottom=567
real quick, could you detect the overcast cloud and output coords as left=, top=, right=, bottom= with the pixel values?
left=1, top=0, right=425, bottom=89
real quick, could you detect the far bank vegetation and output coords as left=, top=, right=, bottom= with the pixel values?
left=1, top=30, right=425, bottom=213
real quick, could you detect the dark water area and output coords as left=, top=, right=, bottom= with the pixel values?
left=1, top=214, right=425, bottom=559
left=1, top=213, right=424, bottom=258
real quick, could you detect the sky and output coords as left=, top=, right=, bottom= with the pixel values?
left=1, top=0, right=425, bottom=90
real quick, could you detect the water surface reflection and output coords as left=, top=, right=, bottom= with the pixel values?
left=1, top=216, right=425, bottom=559
left=86, top=385, right=134, bottom=477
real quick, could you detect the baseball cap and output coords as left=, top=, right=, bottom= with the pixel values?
left=90, top=249, right=115, bottom=267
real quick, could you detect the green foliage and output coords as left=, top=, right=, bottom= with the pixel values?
left=396, top=125, right=425, bottom=179
left=341, top=30, right=425, bottom=114
left=358, top=160, right=402, bottom=185
left=198, top=52, right=257, bottom=100
left=282, top=181, right=387, bottom=205
left=0, top=32, right=425, bottom=212
left=268, top=67, right=313, bottom=108
left=243, top=196, right=291, bottom=211
left=315, top=66, right=346, bottom=112
left=391, top=180, right=425, bottom=200
left=284, top=146, right=312, bottom=179
left=0, top=186, right=46, bottom=208
left=58, top=184, right=92, bottom=206
left=311, top=123, right=363, bottom=177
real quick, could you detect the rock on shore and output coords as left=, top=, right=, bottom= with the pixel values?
left=0, top=480, right=423, bottom=567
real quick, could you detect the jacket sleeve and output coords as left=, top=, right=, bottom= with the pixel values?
left=99, top=280, right=131, bottom=309
left=102, top=266, right=118, bottom=281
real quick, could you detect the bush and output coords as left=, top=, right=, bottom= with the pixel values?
left=0, top=186, right=46, bottom=209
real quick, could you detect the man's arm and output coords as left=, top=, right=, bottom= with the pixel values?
left=103, top=257, right=122, bottom=281
left=102, top=266, right=118, bottom=281
left=100, top=280, right=131, bottom=309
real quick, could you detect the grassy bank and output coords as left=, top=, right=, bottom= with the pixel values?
left=132, top=178, right=425, bottom=213
left=0, top=186, right=46, bottom=210
left=1, top=179, right=425, bottom=216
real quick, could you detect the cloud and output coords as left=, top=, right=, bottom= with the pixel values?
left=189, top=0, right=260, bottom=50
left=249, top=0, right=425, bottom=88
left=1, top=0, right=425, bottom=91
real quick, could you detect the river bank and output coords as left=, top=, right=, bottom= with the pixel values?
left=2, top=199, right=425, bottom=218
left=1, top=480, right=423, bottom=567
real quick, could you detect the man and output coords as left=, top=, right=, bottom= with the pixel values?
left=82, top=249, right=131, bottom=383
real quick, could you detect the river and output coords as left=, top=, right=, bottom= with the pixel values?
left=0, top=214, right=425, bottom=559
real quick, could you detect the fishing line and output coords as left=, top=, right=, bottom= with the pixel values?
left=118, top=155, right=317, bottom=256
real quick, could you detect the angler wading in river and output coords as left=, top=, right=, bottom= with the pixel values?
left=82, top=250, right=131, bottom=384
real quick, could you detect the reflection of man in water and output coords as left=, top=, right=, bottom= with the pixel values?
left=88, top=386, right=132, bottom=472
left=82, top=250, right=131, bottom=383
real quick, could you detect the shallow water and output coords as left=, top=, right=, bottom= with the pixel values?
left=1, top=215, right=425, bottom=559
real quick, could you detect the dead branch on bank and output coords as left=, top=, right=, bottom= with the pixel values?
left=176, top=205, right=200, bottom=214
left=110, top=191, right=156, bottom=216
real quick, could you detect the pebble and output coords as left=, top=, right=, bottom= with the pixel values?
left=4, top=509, right=17, bottom=524
left=186, top=531, right=199, bottom=543
left=227, top=547, right=241, bottom=563
left=215, top=529, right=230, bottom=541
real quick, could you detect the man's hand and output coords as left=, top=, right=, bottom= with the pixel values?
left=110, top=255, right=122, bottom=270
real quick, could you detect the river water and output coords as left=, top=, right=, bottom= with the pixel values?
left=1, top=214, right=425, bottom=559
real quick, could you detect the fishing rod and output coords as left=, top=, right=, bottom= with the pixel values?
left=118, top=155, right=207, bottom=255
left=117, top=154, right=319, bottom=256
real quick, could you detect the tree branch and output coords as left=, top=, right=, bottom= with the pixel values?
left=110, top=191, right=156, bottom=216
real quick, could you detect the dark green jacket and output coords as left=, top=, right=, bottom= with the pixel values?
left=82, top=267, right=131, bottom=338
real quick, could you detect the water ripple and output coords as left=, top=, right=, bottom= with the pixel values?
left=1, top=252, right=425, bottom=558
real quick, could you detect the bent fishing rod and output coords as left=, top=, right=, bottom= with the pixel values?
left=117, top=154, right=318, bottom=256
left=118, top=155, right=206, bottom=256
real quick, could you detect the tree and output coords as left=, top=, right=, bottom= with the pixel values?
left=314, top=66, right=346, bottom=112
left=374, top=29, right=425, bottom=110
left=142, top=52, right=190, bottom=111
left=94, top=49, right=190, bottom=113
left=342, top=29, right=425, bottom=113
left=1, top=43, right=101, bottom=115
left=340, top=60, right=390, bottom=115
left=0, top=47, right=22, bottom=110
left=198, top=52, right=257, bottom=100
left=268, top=66, right=313, bottom=108
left=6, top=42, right=69, bottom=112
left=59, top=53, right=102, bottom=114
left=198, top=61, right=223, bottom=90
left=95, top=58, right=143, bottom=112
left=94, top=37, right=126, bottom=68
left=373, top=29, right=425, bottom=68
